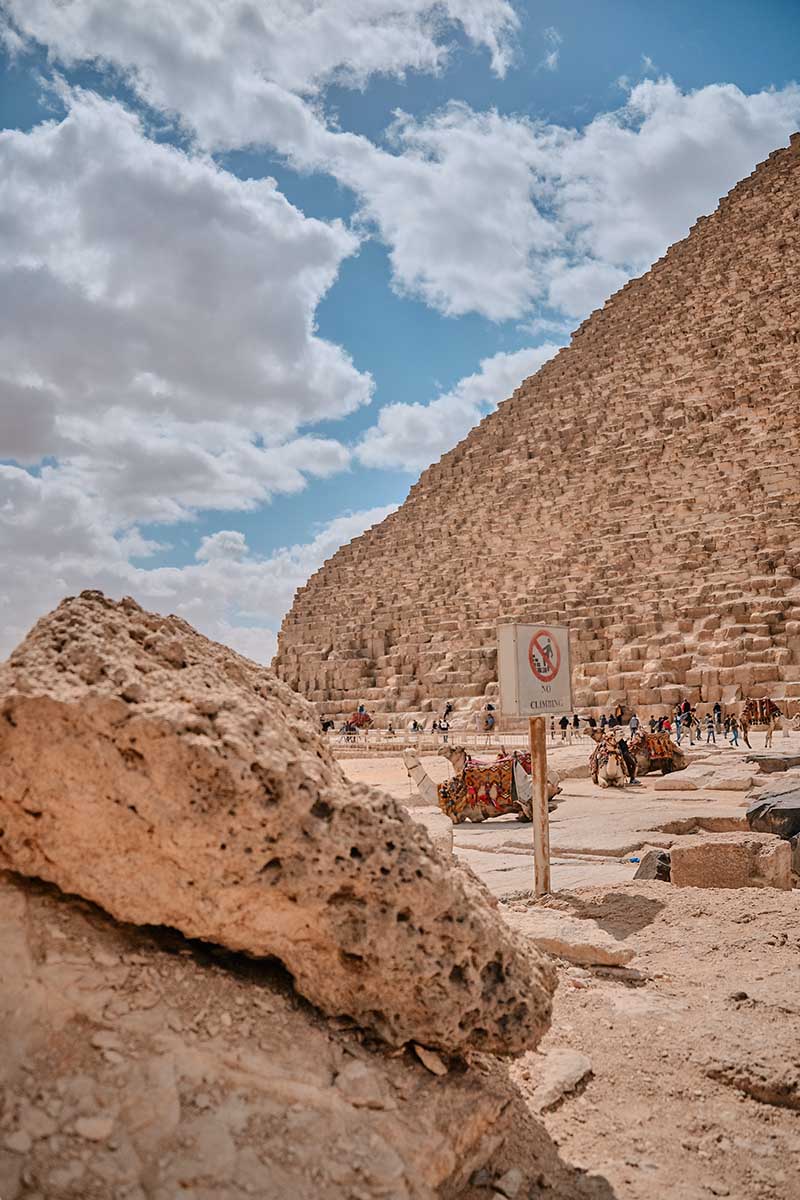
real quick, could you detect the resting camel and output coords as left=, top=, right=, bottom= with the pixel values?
left=628, top=730, right=687, bottom=776
left=403, top=746, right=561, bottom=825
left=585, top=729, right=632, bottom=788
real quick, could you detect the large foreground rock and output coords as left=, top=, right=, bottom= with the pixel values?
left=0, top=872, right=513, bottom=1200
left=0, top=593, right=554, bottom=1055
left=670, top=832, right=792, bottom=890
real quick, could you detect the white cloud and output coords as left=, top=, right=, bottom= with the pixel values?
left=7, top=6, right=800, bottom=326
left=539, top=26, right=561, bottom=72
left=357, top=343, right=561, bottom=472
left=0, top=461, right=395, bottom=663
left=5, top=1, right=519, bottom=105
left=0, top=90, right=365, bottom=523
left=196, top=530, right=249, bottom=562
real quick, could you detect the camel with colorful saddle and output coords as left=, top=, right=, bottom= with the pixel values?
left=402, top=746, right=561, bottom=825
left=628, top=730, right=687, bottom=775
left=585, top=729, right=633, bottom=788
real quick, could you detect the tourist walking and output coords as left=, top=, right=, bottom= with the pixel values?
left=649, top=715, right=657, bottom=733
left=629, top=713, right=640, bottom=735
left=705, top=713, right=716, bottom=743
left=730, top=716, right=740, bottom=747
left=713, top=700, right=722, bottom=732
left=675, top=712, right=683, bottom=744
left=600, top=714, right=607, bottom=731
left=559, top=714, right=570, bottom=741
left=550, top=716, right=556, bottom=742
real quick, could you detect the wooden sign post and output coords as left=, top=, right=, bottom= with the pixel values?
left=497, top=624, right=572, bottom=898
left=528, top=714, right=550, bottom=895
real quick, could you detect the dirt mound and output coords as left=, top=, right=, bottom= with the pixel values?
left=0, top=592, right=554, bottom=1055
left=0, top=871, right=512, bottom=1200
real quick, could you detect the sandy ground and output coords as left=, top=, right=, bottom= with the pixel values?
left=341, top=736, right=800, bottom=1200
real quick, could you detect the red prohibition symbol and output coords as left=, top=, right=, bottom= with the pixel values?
left=528, top=629, right=560, bottom=683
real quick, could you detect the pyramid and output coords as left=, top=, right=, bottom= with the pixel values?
left=274, top=134, right=800, bottom=720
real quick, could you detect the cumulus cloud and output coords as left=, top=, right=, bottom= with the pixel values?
left=0, top=460, right=395, bottom=663
left=7, top=5, right=800, bottom=325
left=357, top=343, right=561, bottom=471
left=5, top=1, right=519, bottom=109
left=0, top=90, right=365, bottom=523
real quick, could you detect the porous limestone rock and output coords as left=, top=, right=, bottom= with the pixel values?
left=0, top=871, right=514, bottom=1200
left=0, top=592, right=555, bottom=1055
left=670, top=832, right=792, bottom=890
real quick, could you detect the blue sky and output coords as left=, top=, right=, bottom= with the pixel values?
left=1, top=1, right=799, bottom=659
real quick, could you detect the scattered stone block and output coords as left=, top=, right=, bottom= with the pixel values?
left=529, top=1048, right=593, bottom=1112
left=707, top=773, right=756, bottom=792
left=747, top=787, right=800, bottom=840
left=653, top=775, right=700, bottom=792
left=501, top=908, right=635, bottom=966
left=633, top=849, right=671, bottom=882
left=670, top=832, right=791, bottom=890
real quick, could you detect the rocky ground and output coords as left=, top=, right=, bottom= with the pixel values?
left=2, top=594, right=797, bottom=1199
left=342, top=737, right=800, bottom=1200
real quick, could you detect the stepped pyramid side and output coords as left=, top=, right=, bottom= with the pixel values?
left=275, top=134, right=800, bottom=720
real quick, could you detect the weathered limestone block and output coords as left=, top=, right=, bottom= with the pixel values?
left=0, top=593, right=555, bottom=1055
left=670, top=832, right=792, bottom=890
left=501, top=907, right=635, bottom=966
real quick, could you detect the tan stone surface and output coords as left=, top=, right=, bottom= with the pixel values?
left=0, top=592, right=555, bottom=1055
left=670, top=831, right=792, bottom=889
left=275, top=134, right=800, bottom=723
left=0, top=872, right=513, bottom=1200
left=501, top=908, right=635, bottom=967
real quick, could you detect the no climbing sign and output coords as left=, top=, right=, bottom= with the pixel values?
left=498, top=623, right=572, bottom=716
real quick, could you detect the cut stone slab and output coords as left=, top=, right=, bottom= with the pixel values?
left=501, top=907, right=635, bottom=967
left=745, top=752, right=800, bottom=774
left=652, top=775, right=702, bottom=792
left=528, top=1048, right=593, bottom=1113
left=706, top=773, right=757, bottom=792
left=670, top=832, right=791, bottom=890
left=0, top=592, right=555, bottom=1055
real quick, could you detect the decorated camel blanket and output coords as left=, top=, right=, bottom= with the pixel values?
left=742, top=698, right=781, bottom=725
left=629, top=731, right=673, bottom=761
left=437, top=752, right=530, bottom=821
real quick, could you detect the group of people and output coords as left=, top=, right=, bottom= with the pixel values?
left=646, top=700, right=744, bottom=745
left=549, top=698, right=750, bottom=748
